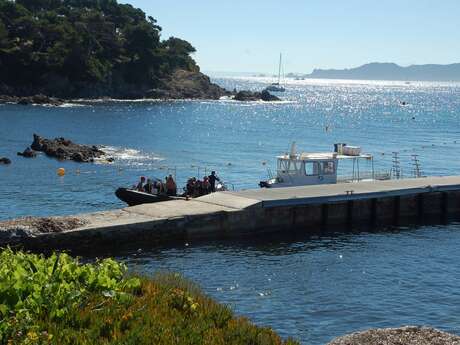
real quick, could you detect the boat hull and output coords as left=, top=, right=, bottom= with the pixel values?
left=265, top=86, right=285, bottom=92
left=115, top=188, right=173, bottom=206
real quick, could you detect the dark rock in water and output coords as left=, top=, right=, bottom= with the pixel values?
left=234, top=90, right=281, bottom=102
left=261, top=89, right=281, bottom=101
left=30, top=134, right=107, bottom=162
left=0, top=157, right=11, bottom=164
left=17, top=147, right=37, bottom=158
left=234, top=90, right=259, bottom=101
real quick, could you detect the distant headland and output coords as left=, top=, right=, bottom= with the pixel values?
left=304, top=62, right=460, bottom=82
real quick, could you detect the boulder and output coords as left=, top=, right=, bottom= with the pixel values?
left=0, top=157, right=11, bottom=164
left=234, top=90, right=281, bottom=102
left=261, top=89, right=281, bottom=101
left=327, top=326, right=460, bottom=345
left=146, top=69, right=231, bottom=100
left=17, top=147, right=37, bottom=158
left=234, top=90, right=260, bottom=101
left=29, top=134, right=108, bottom=162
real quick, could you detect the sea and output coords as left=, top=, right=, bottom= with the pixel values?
left=1, top=77, right=460, bottom=344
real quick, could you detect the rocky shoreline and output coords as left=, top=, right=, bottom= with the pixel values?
left=0, top=94, right=65, bottom=106
left=0, top=216, right=87, bottom=245
left=0, top=70, right=280, bottom=105
left=328, top=326, right=460, bottom=345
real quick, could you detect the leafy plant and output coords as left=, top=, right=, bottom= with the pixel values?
left=0, top=248, right=140, bottom=342
left=0, top=249, right=298, bottom=345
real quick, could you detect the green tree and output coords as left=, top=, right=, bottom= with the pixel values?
left=0, top=0, right=199, bottom=97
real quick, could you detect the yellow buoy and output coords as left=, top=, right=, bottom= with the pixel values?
left=57, top=168, right=65, bottom=176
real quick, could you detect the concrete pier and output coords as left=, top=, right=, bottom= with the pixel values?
left=14, top=176, right=460, bottom=251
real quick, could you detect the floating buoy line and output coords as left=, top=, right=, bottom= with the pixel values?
left=52, top=139, right=460, bottom=186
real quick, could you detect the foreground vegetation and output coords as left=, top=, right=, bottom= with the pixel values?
left=0, top=249, right=298, bottom=345
left=0, top=0, right=199, bottom=97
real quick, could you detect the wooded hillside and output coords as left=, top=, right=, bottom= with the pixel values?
left=0, top=0, right=200, bottom=98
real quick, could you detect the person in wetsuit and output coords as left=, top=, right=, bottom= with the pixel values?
left=208, top=171, right=220, bottom=193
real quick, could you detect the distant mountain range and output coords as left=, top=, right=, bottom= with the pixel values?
left=305, top=62, right=460, bottom=82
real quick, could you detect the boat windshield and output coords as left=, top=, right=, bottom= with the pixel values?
left=278, top=159, right=302, bottom=174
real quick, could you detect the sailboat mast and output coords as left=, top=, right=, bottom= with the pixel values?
left=277, top=53, right=282, bottom=84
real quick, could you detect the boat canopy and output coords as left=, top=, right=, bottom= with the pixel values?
left=276, top=152, right=373, bottom=162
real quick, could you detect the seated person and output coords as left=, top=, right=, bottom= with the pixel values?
left=166, top=174, right=177, bottom=196
left=135, top=176, right=146, bottom=191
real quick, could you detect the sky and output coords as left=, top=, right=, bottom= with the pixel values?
left=123, top=0, right=460, bottom=74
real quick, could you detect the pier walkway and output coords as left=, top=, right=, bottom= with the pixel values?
left=15, top=176, right=460, bottom=251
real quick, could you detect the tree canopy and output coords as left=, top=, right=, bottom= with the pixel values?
left=0, top=0, right=199, bottom=97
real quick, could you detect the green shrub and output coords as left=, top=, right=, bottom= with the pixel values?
left=0, top=249, right=299, bottom=345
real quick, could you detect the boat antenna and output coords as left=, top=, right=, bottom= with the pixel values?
left=289, top=141, right=297, bottom=158
left=278, top=53, right=282, bottom=85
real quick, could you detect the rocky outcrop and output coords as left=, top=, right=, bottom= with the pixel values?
left=0, top=157, right=11, bottom=164
left=328, top=326, right=460, bottom=345
left=0, top=70, right=282, bottom=103
left=17, top=147, right=37, bottom=158
left=146, top=69, right=230, bottom=100
left=30, top=134, right=107, bottom=162
left=0, top=216, right=87, bottom=245
left=0, top=94, right=64, bottom=106
left=234, top=89, right=281, bottom=102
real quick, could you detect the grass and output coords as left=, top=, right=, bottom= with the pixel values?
left=0, top=248, right=299, bottom=345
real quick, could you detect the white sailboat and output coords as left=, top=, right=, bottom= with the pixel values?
left=265, top=53, right=286, bottom=92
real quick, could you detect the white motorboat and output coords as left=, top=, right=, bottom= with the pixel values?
left=259, top=142, right=390, bottom=188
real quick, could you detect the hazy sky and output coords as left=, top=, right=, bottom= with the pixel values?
left=123, top=0, right=460, bottom=74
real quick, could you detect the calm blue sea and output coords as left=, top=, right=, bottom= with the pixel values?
left=1, top=77, right=460, bottom=344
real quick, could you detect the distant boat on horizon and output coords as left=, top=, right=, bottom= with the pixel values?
left=265, top=53, right=286, bottom=92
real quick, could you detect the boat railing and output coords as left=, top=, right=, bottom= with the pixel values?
left=266, top=167, right=274, bottom=179
left=222, top=182, right=235, bottom=191
left=337, top=171, right=391, bottom=183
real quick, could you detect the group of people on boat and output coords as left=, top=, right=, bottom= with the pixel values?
left=185, top=171, right=220, bottom=197
left=134, top=175, right=177, bottom=196
left=133, top=171, right=221, bottom=198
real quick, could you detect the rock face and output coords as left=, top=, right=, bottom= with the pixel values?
left=30, top=134, right=106, bottom=162
left=0, top=157, right=11, bottom=164
left=146, top=69, right=230, bottom=100
left=0, top=94, right=63, bottom=106
left=17, top=147, right=37, bottom=158
left=0, top=68, right=285, bottom=103
left=0, top=70, right=283, bottom=103
left=328, top=326, right=460, bottom=345
left=234, top=89, right=281, bottom=102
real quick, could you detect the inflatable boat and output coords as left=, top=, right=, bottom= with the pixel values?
left=115, top=188, right=183, bottom=206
